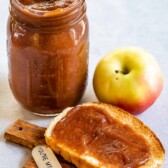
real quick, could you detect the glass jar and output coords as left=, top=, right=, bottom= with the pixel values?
left=7, top=0, right=89, bottom=116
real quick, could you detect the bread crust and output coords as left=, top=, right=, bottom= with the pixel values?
left=45, top=102, right=165, bottom=168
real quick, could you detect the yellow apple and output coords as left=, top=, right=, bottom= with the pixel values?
left=93, top=47, right=163, bottom=115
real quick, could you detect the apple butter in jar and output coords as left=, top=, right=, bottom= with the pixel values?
left=7, top=0, right=89, bottom=115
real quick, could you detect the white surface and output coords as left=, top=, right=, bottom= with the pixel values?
left=0, top=0, right=168, bottom=167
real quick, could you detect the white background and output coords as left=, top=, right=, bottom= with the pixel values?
left=0, top=0, right=168, bottom=167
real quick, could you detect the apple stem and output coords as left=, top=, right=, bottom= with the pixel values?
left=115, top=68, right=129, bottom=75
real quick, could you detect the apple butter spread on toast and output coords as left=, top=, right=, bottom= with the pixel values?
left=45, top=102, right=165, bottom=168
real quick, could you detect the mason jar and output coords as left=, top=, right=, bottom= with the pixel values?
left=7, top=0, right=89, bottom=116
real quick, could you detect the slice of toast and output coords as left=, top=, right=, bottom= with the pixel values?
left=45, top=102, right=165, bottom=168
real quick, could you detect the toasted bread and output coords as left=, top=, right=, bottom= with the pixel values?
left=45, top=102, right=165, bottom=168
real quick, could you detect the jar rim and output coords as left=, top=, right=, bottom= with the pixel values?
left=10, top=0, right=85, bottom=19
left=10, top=0, right=87, bottom=30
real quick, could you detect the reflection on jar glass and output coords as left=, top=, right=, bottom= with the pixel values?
left=7, top=0, right=89, bottom=116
